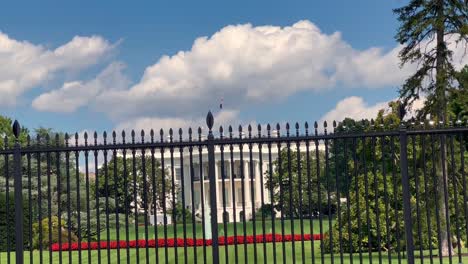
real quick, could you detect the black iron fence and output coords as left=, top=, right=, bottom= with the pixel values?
left=0, top=112, right=467, bottom=264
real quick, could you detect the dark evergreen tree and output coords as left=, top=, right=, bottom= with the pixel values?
left=394, top=0, right=467, bottom=255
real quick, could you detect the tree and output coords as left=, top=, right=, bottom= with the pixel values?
left=0, top=120, right=117, bottom=245
left=324, top=102, right=468, bottom=254
left=394, top=1, right=467, bottom=255
left=266, top=147, right=332, bottom=218
left=96, top=155, right=172, bottom=220
left=394, top=0, right=467, bottom=121
left=448, top=65, right=468, bottom=122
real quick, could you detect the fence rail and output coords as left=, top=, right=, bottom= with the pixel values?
left=0, top=112, right=467, bottom=264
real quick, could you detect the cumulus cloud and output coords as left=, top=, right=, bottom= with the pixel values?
left=28, top=20, right=466, bottom=130
left=0, top=32, right=114, bottom=105
left=320, top=96, right=390, bottom=123
left=32, top=62, right=129, bottom=112
left=320, top=96, right=426, bottom=124
left=95, top=20, right=467, bottom=120
left=92, top=20, right=418, bottom=119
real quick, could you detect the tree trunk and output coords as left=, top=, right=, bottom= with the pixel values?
left=435, top=0, right=453, bottom=257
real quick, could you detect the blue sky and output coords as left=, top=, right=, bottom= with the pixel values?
left=1, top=0, right=433, bottom=135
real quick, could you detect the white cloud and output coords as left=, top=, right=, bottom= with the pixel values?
left=0, top=32, right=114, bottom=105
left=25, top=20, right=465, bottom=131
left=320, top=96, right=426, bottom=124
left=32, top=62, right=129, bottom=112
left=92, top=20, right=418, bottom=119
left=320, top=96, right=390, bottom=123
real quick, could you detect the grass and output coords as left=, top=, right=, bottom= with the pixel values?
left=2, top=219, right=468, bottom=263
left=4, top=244, right=468, bottom=263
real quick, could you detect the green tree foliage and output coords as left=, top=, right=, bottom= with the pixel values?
left=394, top=0, right=467, bottom=122
left=31, top=216, right=78, bottom=249
left=324, top=102, right=468, bottom=253
left=173, top=200, right=193, bottom=222
left=96, top=155, right=172, bottom=217
left=0, top=192, right=31, bottom=251
left=448, top=65, right=468, bottom=123
left=395, top=1, right=467, bottom=254
left=266, top=147, right=333, bottom=218
left=0, top=119, right=119, bottom=243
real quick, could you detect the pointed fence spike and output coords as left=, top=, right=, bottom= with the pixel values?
left=206, top=111, right=214, bottom=131
left=12, top=120, right=21, bottom=139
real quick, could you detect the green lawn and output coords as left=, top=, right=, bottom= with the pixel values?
left=2, top=219, right=468, bottom=263
left=3, top=244, right=468, bottom=263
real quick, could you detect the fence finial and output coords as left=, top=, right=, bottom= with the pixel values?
left=12, top=120, right=20, bottom=139
left=206, top=111, right=214, bottom=131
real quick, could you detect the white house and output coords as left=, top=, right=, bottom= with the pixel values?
left=158, top=142, right=325, bottom=224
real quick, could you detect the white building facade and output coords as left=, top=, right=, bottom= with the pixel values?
left=158, top=146, right=279, bottom=223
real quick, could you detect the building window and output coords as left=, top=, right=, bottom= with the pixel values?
left=237, top=188, right=243, bottom=205
left=234, top=161, right=242, bottom=178
left=203, top=163, right=209, bottom=180
left=175, top=167, right=181, bottom=181
left=194, top=189, right=200, bottom=209
left=219, top=188, right=230, bottom=206
left=193, top=164, right=200, bottom=181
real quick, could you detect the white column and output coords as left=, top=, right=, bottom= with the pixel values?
left=255, top=160, right=261, bottom=206
left=214, top=158, right=220, bottom=222
left=243, top=159, right=251, bottom=221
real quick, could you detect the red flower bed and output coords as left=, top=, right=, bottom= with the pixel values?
left=51, top=233, right=322, bottom=251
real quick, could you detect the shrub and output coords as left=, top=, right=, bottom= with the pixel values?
left=255, top=204, right=276, bottom=219
left=0, top=191, right=31, bottom=251
left=32, top=216, right=78, bottom=249
left=173, top=202, right=193, bottom=222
